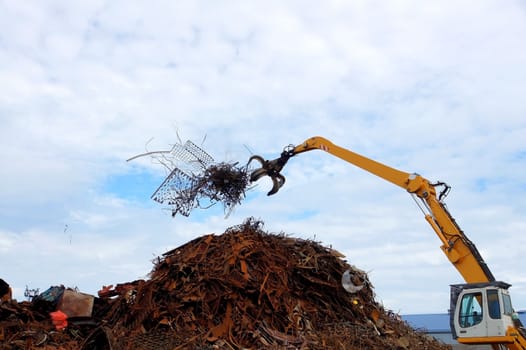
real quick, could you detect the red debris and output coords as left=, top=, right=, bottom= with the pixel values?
left=49, top=311, right=68, bottom=331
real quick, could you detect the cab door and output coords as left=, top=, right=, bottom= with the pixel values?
left=456, top=289, right=488, bottom=338
left=485, top=288, right=516, bottom=337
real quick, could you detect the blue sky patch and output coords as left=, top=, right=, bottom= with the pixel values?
left=103, top=170, right=165, bottom=203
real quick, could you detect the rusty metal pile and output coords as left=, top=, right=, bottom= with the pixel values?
left=1, top=218, right=451, bottom=349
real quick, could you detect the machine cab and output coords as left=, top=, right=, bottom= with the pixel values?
left=450, top=282, right=519, bottom=344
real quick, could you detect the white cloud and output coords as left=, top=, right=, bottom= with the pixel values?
left=0, top=0, right=525, bottom=315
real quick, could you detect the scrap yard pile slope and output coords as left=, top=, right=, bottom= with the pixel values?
left=0, top=218, right=450, bottom=349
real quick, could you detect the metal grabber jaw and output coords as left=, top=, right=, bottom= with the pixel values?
left=248, top=146, right=295, bottom=196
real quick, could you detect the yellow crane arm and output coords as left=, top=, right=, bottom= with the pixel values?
left=252, top=136, right=495, bottom=284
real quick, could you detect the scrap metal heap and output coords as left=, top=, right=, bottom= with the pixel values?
left=1, top=219, right=451, bottom=349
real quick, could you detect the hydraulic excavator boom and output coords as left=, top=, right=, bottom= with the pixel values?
left=248, top=136, right=526, bottom=349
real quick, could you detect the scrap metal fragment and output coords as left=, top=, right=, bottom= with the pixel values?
left=132, top=140, right=252, bottom=217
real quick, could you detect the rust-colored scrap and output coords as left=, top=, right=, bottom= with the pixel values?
left=97, top=217, right=451, bottom=349
left=0, top=218, right=451, bottom=349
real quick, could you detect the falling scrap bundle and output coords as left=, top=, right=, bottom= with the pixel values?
left=129, top=140, right=252, bottom=217
left=0, top=219, right=451, bottom=349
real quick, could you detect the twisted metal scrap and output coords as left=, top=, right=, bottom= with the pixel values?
left=98, top=218, right=451, bottom=350
left=151, top=162, right=251, bottom=217
left=131, top=140, right=251, bottom=217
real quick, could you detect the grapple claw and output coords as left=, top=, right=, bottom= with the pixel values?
left=248, top=155, right=266, bottom=166
left=250, top=168, right=269, bottom=182
left=267, top=174, right=286, bottom=196
left=247, top=148, right=294, bottom=195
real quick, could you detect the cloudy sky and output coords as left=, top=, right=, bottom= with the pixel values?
left=1, top=1, right=525, bottom=315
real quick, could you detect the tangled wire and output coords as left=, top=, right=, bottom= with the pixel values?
left=128, top=139, right=252, bottom=217
left=153, top=161, right=252, bottom=217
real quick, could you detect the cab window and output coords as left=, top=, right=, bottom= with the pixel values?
left=459, top=292, right=483, bottom=327
left=502, top=293, right=513, bottom=316
left=487, top=289, right=501, bottom=319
